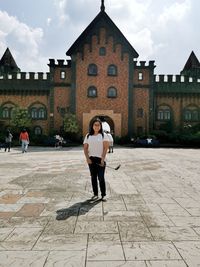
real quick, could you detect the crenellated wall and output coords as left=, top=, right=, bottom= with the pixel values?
left=0, top=72, right=50, bottom=81
left=154, top=74, right=200, bottom=83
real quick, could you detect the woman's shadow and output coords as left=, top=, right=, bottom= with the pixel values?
left=56, top=198, right=101, bottom=220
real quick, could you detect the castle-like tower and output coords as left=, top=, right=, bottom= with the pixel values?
left=0, top=1, right=200, bottom=138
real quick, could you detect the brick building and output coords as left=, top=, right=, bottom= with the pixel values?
left=0, top=1, right=200, bottom=138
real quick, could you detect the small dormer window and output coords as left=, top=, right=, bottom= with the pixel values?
left=99, top=47, right=106, bottom=56
left=60, top=71, right=66, bottom=79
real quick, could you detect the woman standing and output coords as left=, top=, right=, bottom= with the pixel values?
left=83, top=118, right=109, bottom=201
left=5, top=130, right=13, bottom=152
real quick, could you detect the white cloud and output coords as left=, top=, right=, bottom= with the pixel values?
left=53, top=0, right=69, bottom=26
left=158, top=0, right=191, bottom=26
left=0, top=10, right=47, bottom=72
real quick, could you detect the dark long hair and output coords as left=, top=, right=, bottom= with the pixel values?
left=88, top=118, right=104, bottom=137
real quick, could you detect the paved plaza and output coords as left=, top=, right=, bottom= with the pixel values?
left=0, top=146, right=200, bottom=266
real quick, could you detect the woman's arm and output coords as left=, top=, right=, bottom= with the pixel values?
left=83, top=143, right=92, bottom=164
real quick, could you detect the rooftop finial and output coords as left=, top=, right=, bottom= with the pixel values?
left=101, top=0, right=105, bottom=12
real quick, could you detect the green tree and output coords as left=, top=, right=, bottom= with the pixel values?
left=10, top=107, right=31, bottom=131
left=63, top=113, right=79, bottom=134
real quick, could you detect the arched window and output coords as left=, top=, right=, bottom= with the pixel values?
left=88, top=64, right=98, bottom=76
left=88, top=86, right=97, bottom=98
left=31, top=108, right=38, bottom=119
left=34, top=126, right=42, bottom=135
left=29, top=104, right=47, bottom=120
left=1, top=103, right=15, bottom=119
left=183, top=106, right=199, bottom=121
left=107, top=87, right=117, bottom=98
left=157, top=106, right=171, bottom=120
left=2, top=107, right=9, bottom=118
left=38, top=108, right=45, bottom=119
left=107, top=65, right=117, bottom=76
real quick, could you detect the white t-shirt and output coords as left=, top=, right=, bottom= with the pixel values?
left=83, top=133, right=109, bottom=158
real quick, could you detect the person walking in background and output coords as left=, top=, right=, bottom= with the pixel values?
left=5, top=129, right=13, bottom=152
left=106, top=131, right=114, bottom=153
left=83, top=118, right=109, bottom=201
left=19, top=128, right=29, bottom=153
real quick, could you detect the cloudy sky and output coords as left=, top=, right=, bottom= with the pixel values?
left=0, top=0, right=199, bottom=74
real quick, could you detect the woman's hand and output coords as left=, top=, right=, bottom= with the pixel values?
left=87, top=158, right=92, bottom=164
left=100, top=158, right=105, bottom=166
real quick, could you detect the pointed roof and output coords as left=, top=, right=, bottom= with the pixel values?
left=0, top=48, right=19, bottom=69
left=182, top=51, right=200, bottom=71
left=66, top=8, right=139, bottom=58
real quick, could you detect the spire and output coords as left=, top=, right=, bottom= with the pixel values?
left=101, top=0, right=105, bottom=12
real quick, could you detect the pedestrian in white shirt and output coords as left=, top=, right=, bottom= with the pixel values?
left=106, top=131, right=114, bottom=153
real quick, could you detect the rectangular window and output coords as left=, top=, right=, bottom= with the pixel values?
left=138, top=72, right=143, bottom=80
left=60, top=71, right=66, bottom=79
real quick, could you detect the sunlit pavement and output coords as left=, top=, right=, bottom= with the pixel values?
left=0, top=146, right=200, bottom=266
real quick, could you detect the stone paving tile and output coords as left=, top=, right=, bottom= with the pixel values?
left=33, top=234, right=87, bottom=251
left=170, top=216, right=200, bottom=227
left=141, top=213, right=175, bottom=227
left=0, top=228, right=14, bottom=241
left=118, top=221, right=153, bottom=242
left=193, top=227, right=200, bottom=236
left=44, top=250, right=86, bottom=267
left=43, top=217, right=77, bottom=235
left=8, top=216, right=50, bottom=228
left=173, top=197, right=200, bottom=208
left=75, top=221, right=118, bottom=234
left=0, top=194, right=22, bottom=204
left=87, top=233, right=124, bottom=261
left=103, top=203, right=127, bottom=212
left=103, top=210, right=142, bottom=222
left=1, top=227, right=43, bottom=250
left=0, top=212, right=16, bottom=219
left=122, top=241, right=181, bottom=261
left=0, top=251, right=48, bottom=267
left=86, top=262, right=146, bottom=267
left=143, top=197, right=176, bottom=205
left=15, top=203, right=45, bottom=217
left=159, top=203, right=191, bottom=216
left=0, top=203, right=23, bottom=212
left=174, top=241, right=200, bottom=267
left=149, top=226, right=200, bottom=241
left=145, top=260, right=187, bottom=266
left=185, top=207, right=200, bottom=216
left=17, top=196, right=50, bottom=204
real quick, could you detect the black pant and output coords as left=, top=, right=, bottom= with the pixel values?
left=88, top=157, right=106, bottom=197
left=5, top=142, right=11, bottom=151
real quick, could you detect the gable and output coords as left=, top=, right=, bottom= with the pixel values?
left=66, top=10, right=139, bottom=58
